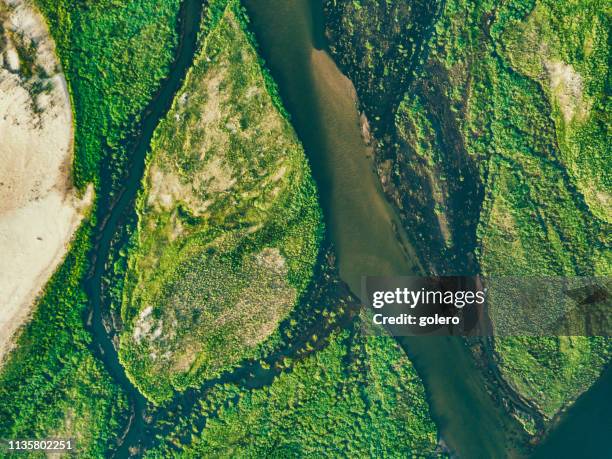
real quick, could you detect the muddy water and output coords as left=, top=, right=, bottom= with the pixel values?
left=246, top=4, right=419, bottom=290
left=241, top=1, right=528, bottom=457
left=305, top=49, right=423, bottom=287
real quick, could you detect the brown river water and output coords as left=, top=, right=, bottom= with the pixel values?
left=242, top=1, right=524, bottom=457
left=86, top=0, right=610, bottom=456
left=242, top=1, right=612, bottom=458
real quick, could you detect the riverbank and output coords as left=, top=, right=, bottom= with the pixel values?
left=0, top=0, right=92, bottom=364
left=242, top=1, right=527, bottom=457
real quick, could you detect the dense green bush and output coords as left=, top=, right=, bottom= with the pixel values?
left=35, top=0, right=181, bottom=191
left=144, top=329, right=440, bottom=457
left=0, top=225, right=130, bottom=455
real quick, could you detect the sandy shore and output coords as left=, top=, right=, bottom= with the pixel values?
left=0, top=0, right=92, bottom=363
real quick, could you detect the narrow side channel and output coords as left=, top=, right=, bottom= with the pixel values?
left=84, top=0, right=204, bottom=455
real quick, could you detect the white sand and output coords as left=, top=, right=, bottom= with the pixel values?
left=0, top=0, right=92, bottom=363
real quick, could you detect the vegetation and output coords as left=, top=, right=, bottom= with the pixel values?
left=500, top=0, right=611, bottom=222
left=1, top=1, right=436, bottom=455
left=323, top=0, right=440, bottom=130
left=473, top=0, right=610, bottom=421
left=0, top=0, right=184, bottom=455
left=324, top=0, right=481, bottom=274
left=4, top=0, right=607, bottom=453
left=119, top=0, right=323, bottom=403
left=493, top=337, right=610, bottom=419
left=324, top=0, right=611, bottom=432
left=144, top=329, right=440, bottom=457
left=34, top=0, right=182, bottom=191
left=0, top=225, right=130, bottom=456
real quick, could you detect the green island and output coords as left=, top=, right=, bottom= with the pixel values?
left=324, top=0, right=610, bottom=436
left=0, top=0, right=608, bottom=457
left=118, top=0, right=322, bottom=403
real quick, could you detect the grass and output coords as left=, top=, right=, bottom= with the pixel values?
left=324, top=0, right=611, bottom=429
left=143, top=329, right=440, bottom=457
left=0, top=225, right=130, bottom=456
left=493, top=336, right=611, bottom=419
left=472, top=0, right=610, bottom=420
left=119, top=0, right=323, bottom=404
left=0, top=0, right=184, bottom=455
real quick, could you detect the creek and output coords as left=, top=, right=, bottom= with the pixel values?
left=84, top=0, right=204, bottom=456
left=86, top=0, right=610, bottom=457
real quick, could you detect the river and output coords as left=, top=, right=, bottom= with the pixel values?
left=242, top=0, right=523, bottom=457
left=85, top=0, right=610, bottom=457
left=241, top=1, right=610, bottom=458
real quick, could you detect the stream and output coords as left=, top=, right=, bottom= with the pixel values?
left=84, top=0, right=611, bottom=457
left=84, top=0, right=204, bottom=456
